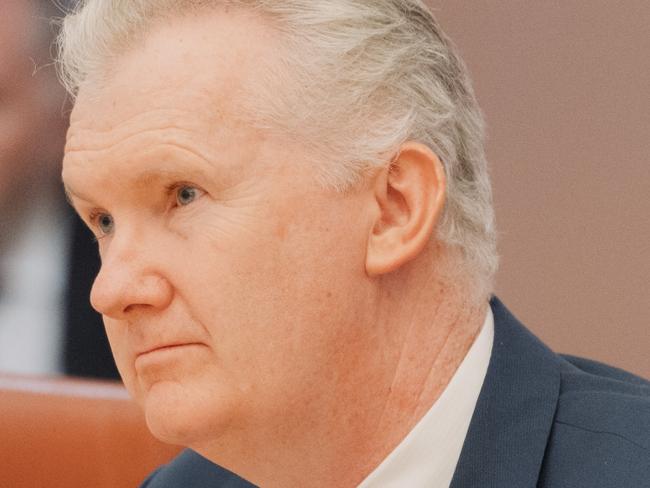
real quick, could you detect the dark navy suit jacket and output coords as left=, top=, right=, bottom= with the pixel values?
left=141, top=298, right=650, bottom=487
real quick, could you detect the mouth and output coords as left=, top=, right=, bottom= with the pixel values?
left=136, top=342, right=206, bottom=360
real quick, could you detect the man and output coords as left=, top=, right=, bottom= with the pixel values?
left=58, top=1, right=649, bottom=486
left=0, top=0, right=116, bottom=378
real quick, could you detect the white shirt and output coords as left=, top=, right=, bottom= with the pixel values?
left=0, top=198, right=69, bottom=375
left=358, top=307, right=494, bottom=488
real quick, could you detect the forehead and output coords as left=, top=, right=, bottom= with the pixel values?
left=69, top=7, right=278, bottom=133
left=63, top=8, right=284, bottom=187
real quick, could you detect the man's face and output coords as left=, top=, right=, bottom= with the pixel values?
left=62, top=10, right=375, bottom=447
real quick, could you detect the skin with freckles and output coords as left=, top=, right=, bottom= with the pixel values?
left=62, top=8, right=486, bottom=488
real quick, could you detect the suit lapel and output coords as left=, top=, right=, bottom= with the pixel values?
left=450, top=297, right=561, bottom=488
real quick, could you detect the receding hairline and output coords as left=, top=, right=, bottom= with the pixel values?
left=75, top=4, right=287, bottom=101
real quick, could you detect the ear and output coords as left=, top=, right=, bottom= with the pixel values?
left=366, top=141, right=446, bottom=276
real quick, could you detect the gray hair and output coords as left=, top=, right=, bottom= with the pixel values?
left=57, top=0, right=498, bottom=298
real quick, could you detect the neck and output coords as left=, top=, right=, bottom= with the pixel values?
left=361, top=266, right=487, bottom=481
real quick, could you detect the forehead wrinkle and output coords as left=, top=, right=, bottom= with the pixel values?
left=63, top=8, right=285, bottom=208
left=65, top=100, right=236, bottom=177
left=64, top=142, right=225, bottom=193
left=63, top=139, right=264, bottom=219
left=66, top=103, right=220, bottom=151
left=63, top=111, right=267, bottom=205
left=65, top=125, right=213, bottom=160
left=68, top=106, right=211, bottom=136
left=64, top=116, right=227, bottom=180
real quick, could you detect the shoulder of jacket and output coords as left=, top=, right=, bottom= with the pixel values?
left=139, top=450, right=256, bottom=487
left=554, top=354, right=650, bottom=450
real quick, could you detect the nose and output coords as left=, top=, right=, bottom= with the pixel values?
left=90, top=238, right=173, bottom=320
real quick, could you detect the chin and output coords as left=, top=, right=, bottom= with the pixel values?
left=142, top=379, right=242, bottom=446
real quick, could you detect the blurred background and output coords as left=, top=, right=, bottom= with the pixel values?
left=0, top=0, right=647, bottom=380
left=434, top=0, right=649, bottom=378
left=0, top=0, right=117, bottom=379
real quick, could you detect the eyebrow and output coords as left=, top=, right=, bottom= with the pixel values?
left=63, top=184, right=88, bottom=206
left=63, top=164, right=216, bottom=208
left=62, top=138, right=229, bottom=206
left=131, top=167, right=213, bottom=188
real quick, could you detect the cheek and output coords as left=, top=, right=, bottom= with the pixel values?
left=176, top=200, right=369, bottom=398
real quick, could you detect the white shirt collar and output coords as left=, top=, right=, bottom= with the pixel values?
left=358, top=307, right=494, bottom=488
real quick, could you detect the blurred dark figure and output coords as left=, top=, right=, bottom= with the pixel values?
left=0, top=0, right=118, bottom=379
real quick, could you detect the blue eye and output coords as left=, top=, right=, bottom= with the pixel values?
left=176, top=186, right=200, bottom=206
left=96, top=213, right=114, bottom=236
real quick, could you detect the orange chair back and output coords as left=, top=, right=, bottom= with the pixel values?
left=0, top=375, right=181, bottom=488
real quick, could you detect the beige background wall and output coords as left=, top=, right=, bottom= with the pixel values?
left=431, top=1, right=649, bottom=377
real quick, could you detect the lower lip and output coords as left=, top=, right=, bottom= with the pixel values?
left=135, top=343, right=205, bottom=368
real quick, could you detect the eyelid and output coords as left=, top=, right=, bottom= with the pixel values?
left=87, top=209, right=112, bottom=240
left=166, top=182, right=206, bottom=205
left=81, top=182, right=205, bottom=239
left=165, top=181, right=204, bottom=192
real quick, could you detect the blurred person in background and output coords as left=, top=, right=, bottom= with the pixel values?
left=0, top=0, right=117, bottom=378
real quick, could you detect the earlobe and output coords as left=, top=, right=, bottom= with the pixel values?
left=365, top=142, right=446, bottom=277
